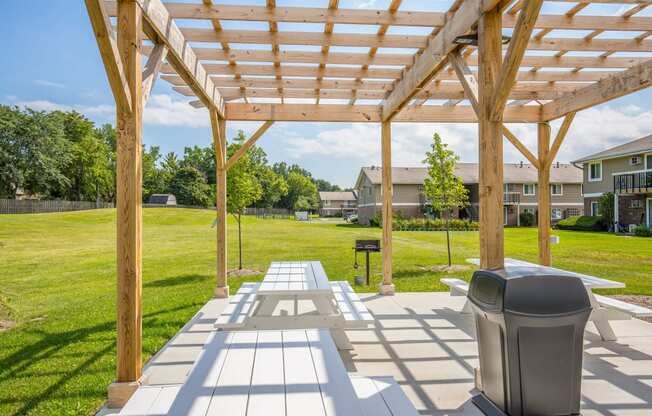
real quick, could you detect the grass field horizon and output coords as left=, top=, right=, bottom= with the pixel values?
left=1, top=207, right=651, bottom=415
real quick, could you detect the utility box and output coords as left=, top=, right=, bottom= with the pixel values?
left=468, top=268, right=591, bottom=416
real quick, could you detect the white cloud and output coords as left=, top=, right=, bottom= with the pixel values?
left=356, top=0, right=378, bottom=9
left=143, top=94, right=209, bottom=127
left=281, top=104, right=652, bottom=166
left=35, top=80, right=65, bottom=88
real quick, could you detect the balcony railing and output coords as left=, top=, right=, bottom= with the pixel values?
left=504, top=192, right=520, bottom=205
left=614, top=171, right=652, bottom=194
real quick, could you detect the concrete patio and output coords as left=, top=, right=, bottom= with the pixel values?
left=101, top=292, right=652, bottom=415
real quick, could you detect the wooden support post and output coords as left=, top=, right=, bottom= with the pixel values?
left=380, top=121, right=395, bottom=295
left=108, top=0, right=142, bottom=407
left=478, top=7, right=505, bottom=269
left=211, top=110, right=229, bottom=298
left=537, top=122, right=552, bottom=266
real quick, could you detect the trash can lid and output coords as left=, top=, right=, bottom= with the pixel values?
left=468, top=267, right=591, bottom=316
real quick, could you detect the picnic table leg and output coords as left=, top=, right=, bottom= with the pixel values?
left=254, top=295, right=280, bottom=317
left=587, top=290, right=617, bottom=341
left=314, top=295, right=353, bottom=350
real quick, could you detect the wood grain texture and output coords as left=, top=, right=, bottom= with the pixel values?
left=223, top=103, right=542, bottom=123
left=210, top=110, right=228, bottom=295
left=537, top=122, right=552, bottom=266
left=115, top=0, right=143, bottom=384
left=381, top=121, right=393, bottom=286
left=478, top=7, right=505, bottom=269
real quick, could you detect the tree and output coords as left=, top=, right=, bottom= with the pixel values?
left=168, top=166, right=213, bottom=207
left=423, top=133, right=469, bottom=267
left=283, top=171, right=319, bottom=211
left=599, top=192, right=615, bottom=231
left=142, top=146, right=167, bottom=201
left=226, top=142, right=263, bottom=270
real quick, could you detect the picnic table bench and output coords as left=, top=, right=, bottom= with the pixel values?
left=119, top=329, right=418, bottom=416
left=445, top=258, right=652, bottom=341
left=215, top=261, right=373, bottom=350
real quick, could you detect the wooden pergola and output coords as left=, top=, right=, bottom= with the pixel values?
left=85, top=0, right=652, bottom=406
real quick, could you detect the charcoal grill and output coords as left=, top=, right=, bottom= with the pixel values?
left=354, top=239, right=381, bottom=285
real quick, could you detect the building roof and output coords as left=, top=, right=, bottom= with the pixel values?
left=148, top=194, right=176, bottom=204
left=573, top=134, right=652, bottom=164
left=357, top=163, right=582, bottom=187
left=318, top=191, right=357, bottom=201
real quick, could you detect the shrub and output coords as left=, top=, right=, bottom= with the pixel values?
left=392, top=217, right=478, bottom=231
left=519, top=211, right=535, bottom=227
left=369, top=212, right=382, bottom=227
left=556, top=215, right=605, bottom=231
left=634, top=224, right=652, bottom=237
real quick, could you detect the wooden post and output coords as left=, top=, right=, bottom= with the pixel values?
left=211, top=111, right=229, bottom=298
left=478, top=7, right=505, bottom=269
left=108, top=0, right=142, bottom=407
left=537, top=122, right=552, bottom=266
left=380, top=121, right=395, bottom=295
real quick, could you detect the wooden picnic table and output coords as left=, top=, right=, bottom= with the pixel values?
left=215, top=261, right=373, bottom=350
left=465, top=258, right=626, bottom=341
left=119, top=329, right=418, bottom=416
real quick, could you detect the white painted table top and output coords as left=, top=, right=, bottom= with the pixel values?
left=259, top=261, right=332, bottom=294
left=166, top=329, right=365, bottom=416
left=465, top=258, right=625, bottom=289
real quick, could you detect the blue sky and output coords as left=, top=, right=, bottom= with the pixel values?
left=2, top=1, right=652, bottom=188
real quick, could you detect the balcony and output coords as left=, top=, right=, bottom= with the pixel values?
left=504, top=192, right=521, bottom=205
left=614, top=171, right=652, bottom=194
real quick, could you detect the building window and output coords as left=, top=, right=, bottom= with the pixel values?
left=523, top=183, right=536, bottom=196
left=588, top=161, right=602, bottom=182
left=591, top=201, right=601, bottom=216
left=323, top=201, right=330, bottom=207
left=631, top=199, right=643, bottom=209
left=552, top=208, right=562, bottom=220
left=646, top=153, right=652, bottom=170
left=567, top=208, right=580, bottom=217
left=550, top=184, right=563, bottom=196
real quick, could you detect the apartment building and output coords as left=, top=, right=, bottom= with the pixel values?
left=354, top=163, right=583, bottom=226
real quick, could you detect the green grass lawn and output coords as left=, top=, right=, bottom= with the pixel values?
left=1, top=208, right=651, bottom=415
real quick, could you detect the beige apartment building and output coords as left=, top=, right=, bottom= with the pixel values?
left=574, top=134, right=652, bottom=231
left=318, top=191, right=357, bottom=217
left=354, top=164, right=583, bottom=226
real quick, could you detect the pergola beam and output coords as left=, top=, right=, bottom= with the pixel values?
left=490, top=0, right=543, bottom=120
left=546, top=112, right=576, bottom=167
left=224, top=103, right=541, bottom=123
left=106, top=3, right=652, bottom=32
left=149, top=46, right=647, bottom=68
left=450, top=50, right=540, bottom=169
left=160, top=62, right=628, bottom=82
left=141, top=43, right=167, bottom=105
left=134, top=0, right=225, bottom=115
left=225, top=121, right=274, bottom=170
left=542, top=58, right=652, bottom=120
left=85, top=0, right=132, bottom=113
left=382, top=0, right=501, bottom=120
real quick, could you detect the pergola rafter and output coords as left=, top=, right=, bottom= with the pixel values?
left=88, top=0, right=652, bottom=406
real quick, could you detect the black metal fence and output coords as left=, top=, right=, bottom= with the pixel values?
left=0, top=199, right=114, bottom=214
left=614, top=171, right=652, bottom=193
left=244, top=207, right=293, bottom=219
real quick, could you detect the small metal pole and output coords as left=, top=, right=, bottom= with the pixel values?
left=366, top=251, right=370, bottom=285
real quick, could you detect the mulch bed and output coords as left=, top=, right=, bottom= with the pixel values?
left=227, top=269, right=262, bottom=277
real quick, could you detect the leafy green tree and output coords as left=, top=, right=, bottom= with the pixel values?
left=423, top=133, right=469, bottom=267
left=255, top=167, right=288, bottom=208
left=293, top=195, right=313, bottom=211
left=284, top=171, right=318, bottom=211
left=226, top=145, right=263, bottom=270
left=142, top=146, right=168, bottom=201
left=168, top=166, right=213, bottom=207
left=314, top=178, right=341, bottom=192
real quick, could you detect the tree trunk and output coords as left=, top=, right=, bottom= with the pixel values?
left=445, top=210, right=452, bottom=267
left=238, top=213, right=243, bottom=270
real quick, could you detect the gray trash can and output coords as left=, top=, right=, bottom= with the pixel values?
left=468, top=267, right=592, bottom=416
